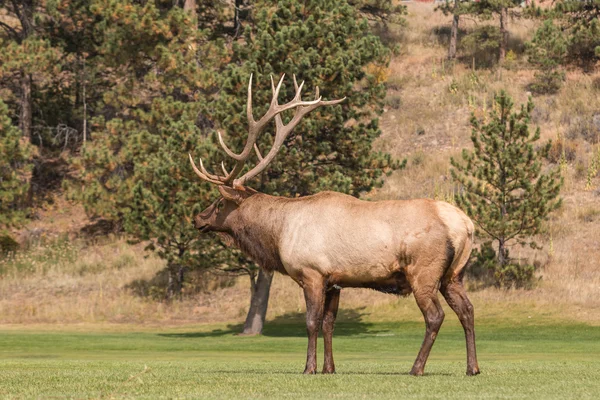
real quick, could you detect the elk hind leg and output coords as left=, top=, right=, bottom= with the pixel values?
left=322, top=287, right=340, bottom=374
left=441, top=276, right=480, bottom=376
left=410, top=285, right=445, bottom=376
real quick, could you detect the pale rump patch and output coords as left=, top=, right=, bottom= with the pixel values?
left=434, top=201, right=474, bottom=280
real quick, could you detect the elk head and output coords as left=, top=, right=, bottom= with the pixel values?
left=190, top=74, right=345, bottom=233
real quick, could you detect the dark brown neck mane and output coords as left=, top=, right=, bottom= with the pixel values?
left=224, top=195, right=287, bottom=274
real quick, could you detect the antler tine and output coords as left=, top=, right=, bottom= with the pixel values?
left=320, top=96, right=346, bottom=106
left=189, top=154, right=224, bottom=185
left=292, top=77, right=305, bottom=102
left=254, top=144, right=264, bottom=161
left=217, top=131, right=245, bottom=161
left=198, top=158, right=223, bottom=181
left=247, top=73, right=255, bottom=126
left=271, top=74, right=285, bottom=107
left=312, top=85, right=347, bottom=106
left=221, top=161, right=230, bottom=176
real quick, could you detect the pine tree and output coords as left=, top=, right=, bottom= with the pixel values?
left=123, top=100, right=226, bottom=298
left=526, top=20, right=567, bottom=94
left=0, top=99, right=33, bottom=233
left=211, top=0, right=403, bottom=334
left=451, top=91, right=562, bottom=287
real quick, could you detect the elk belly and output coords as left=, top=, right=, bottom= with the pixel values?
left=326, top=258, right=412, bottom=296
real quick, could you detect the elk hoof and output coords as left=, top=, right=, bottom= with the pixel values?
left=409, top=368, right=424, bottom=376
left=466, top=367, right=481, bottom=376
left=303, top=368, right=317, bottom=375
left=322, top=368, right=336, bottom=374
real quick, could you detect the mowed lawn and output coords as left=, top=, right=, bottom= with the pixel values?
left=1, top=318, right=600, bottom=399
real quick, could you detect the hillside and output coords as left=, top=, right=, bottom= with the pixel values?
left=1, top=3, right=599, bottom=327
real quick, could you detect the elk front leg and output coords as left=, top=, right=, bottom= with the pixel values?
left=322, top=287, right=341, bottom=374
left=441, top=279, right=480, bottom=376
left=302, top=278, right=326, bottom=374
left=410, top=288, right=445, bottom=376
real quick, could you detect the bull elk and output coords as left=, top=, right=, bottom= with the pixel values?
left=190, top=74, right=480, bottom=376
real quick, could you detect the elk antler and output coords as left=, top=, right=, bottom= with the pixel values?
left=189, top=74, right=345, bottom=188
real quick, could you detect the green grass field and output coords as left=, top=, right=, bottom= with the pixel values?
left=1, top=318, right=600, bottom=399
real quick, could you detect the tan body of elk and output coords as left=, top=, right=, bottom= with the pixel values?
left=190, top=74, right=480, bottom=376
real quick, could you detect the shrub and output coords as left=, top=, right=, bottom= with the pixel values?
left=0, top=234, right=19, bottom=256
left=493, top=262, right=537, bottom=289
left=385, top=95, right=402, bottom=110
left=467, top=241, right=497, bottom=282
left=547, top=137, right=578, bottom=164
left=468, top=241, right=538, bottom=289
left=529, top=69, right=565, bottom=95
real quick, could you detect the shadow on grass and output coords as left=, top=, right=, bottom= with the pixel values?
left=159, top=308, right=386, bottom=338
left=201, top=370, right=452, bottom=376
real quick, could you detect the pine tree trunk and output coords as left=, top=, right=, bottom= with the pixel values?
left=19, top=72, right=32, bottom=139
left=82, top=62, right=87, bottom=143
left=241, top=269, right=273, bottom=335
left=499, top=7, right=509, bottom=64
left=448, top=1, right=459, bottom=60
left=183, top=0, right=196, bottom=17
left=497, top=238, right=507, bottom=268
left=165, top=263, right=186, bottom=301
left=234, top=0, right=244, bottom=37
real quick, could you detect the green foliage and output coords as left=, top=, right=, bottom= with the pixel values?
left=451, top=91, right=562, bottom=287
left=436, top=0, right=469, bottom=16
left=214, top=0, right=402, bottom=198
left=0, top=37, right=62, bottom=79
left=349, top=0, right=406, bottom=24
left=526, top=20, right=567, bottom=94
left=0, top=100, right=32, bottom=231
left=461, top=0, right=520, bottom=19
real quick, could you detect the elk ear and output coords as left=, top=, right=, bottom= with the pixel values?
left=219, top=186, right=249, bottom=205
